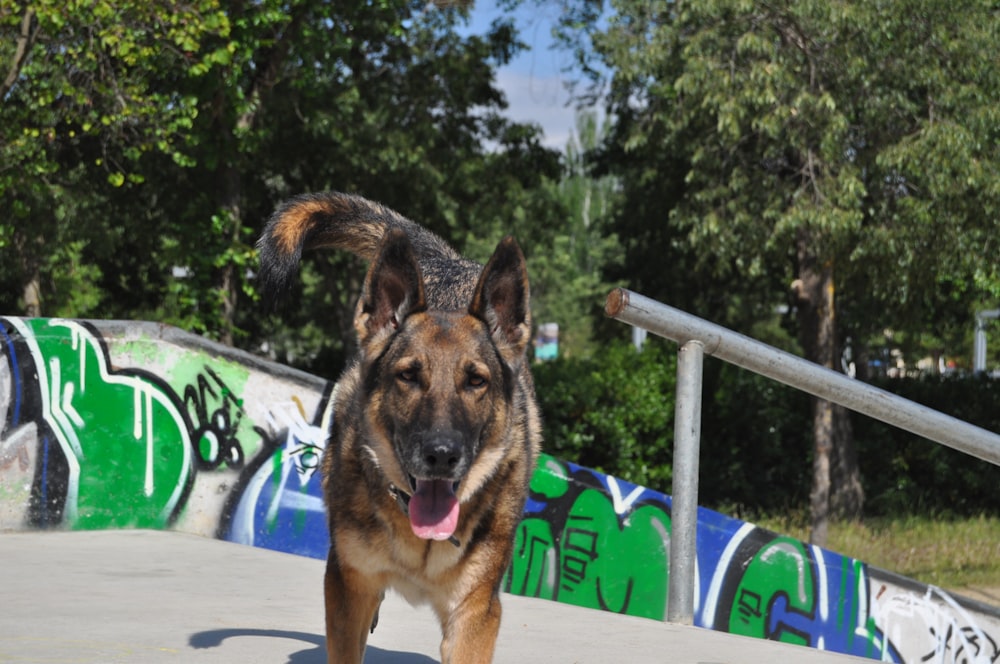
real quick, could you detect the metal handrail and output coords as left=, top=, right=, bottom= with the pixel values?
left=604, top=288, right=1000, bottom=624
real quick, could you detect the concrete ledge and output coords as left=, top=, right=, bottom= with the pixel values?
left=0, top=530, right=871, bottom=663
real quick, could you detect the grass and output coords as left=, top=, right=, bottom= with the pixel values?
left=754, top=513, right=1000, bottom=592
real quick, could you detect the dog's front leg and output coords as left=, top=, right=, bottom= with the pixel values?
left=324, top=555, right=383, bottom=664
left=439, top=582, right=503, bottom=664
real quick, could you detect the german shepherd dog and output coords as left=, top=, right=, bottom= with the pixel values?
left=257, top=192, right=541, bottom=663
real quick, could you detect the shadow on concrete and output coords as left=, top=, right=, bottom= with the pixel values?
left=189, top=628, right=438, bottom=663
left=364, top=645, right=439, bottom=664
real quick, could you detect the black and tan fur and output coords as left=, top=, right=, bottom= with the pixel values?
left=257, top=192, right=541, bottom=664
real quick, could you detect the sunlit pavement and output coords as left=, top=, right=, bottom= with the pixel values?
left=0, top=530, right=873, bottom=663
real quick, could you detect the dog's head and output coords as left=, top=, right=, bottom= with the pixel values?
left=354, top=230, right=531, bottom=542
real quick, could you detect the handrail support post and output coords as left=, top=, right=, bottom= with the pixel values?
left=667, top=339, right=704, bottom=625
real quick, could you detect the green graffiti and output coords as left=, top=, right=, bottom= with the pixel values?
left=558, top=490, right=669, bottom=618
left=727, top=537, right=815, bottom=644
left=510, top=456, right=670, bottom=620
left=531, top=455, right=571, bottom=497
left=509, top=517, right=557, bottom=599
left=15, top=319, right=192, bottom=529
left=115, top=335, right=261, bottom=470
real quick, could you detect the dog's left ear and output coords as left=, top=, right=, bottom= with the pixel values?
left=355, top=229, right=426, bottom=348
left=469, top=236, right=531, bottom=362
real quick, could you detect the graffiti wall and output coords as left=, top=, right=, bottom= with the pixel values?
left=2, top=317, right=998, bottom=663
left=0, top=317, right=331, bottom=555
left=511, top=456, right=1000, bottom=663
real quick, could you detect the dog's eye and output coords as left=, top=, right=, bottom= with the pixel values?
left=466, top=374, right=488, bottom=389
left=398, top=369, right=419, bottom=384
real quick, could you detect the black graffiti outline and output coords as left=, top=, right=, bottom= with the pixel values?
left=923, top=622, right=1000, bottom=664
left=183, top=366, right=247, bottom=471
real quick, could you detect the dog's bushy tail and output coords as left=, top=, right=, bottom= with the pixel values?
left=257, top=192, right=468, bottom=299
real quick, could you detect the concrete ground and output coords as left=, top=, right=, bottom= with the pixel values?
left=0, top=529, right=875, bottom=663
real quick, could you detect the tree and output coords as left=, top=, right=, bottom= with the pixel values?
left=561, top=0, right=1000, bottom=543
left=528, top=110, right=621, bottom=358
left=217, top=1, right=564, bottom=362
left=1, top=1, right=565, bottom=359
left=0, top=0, right=229, bottom=317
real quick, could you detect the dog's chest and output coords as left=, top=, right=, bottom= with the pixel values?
left=390, top=529, right=464, bottom=577
left=372, top=529, right=469, bottom=604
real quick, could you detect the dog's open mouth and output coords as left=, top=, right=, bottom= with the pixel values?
left=408, top=478, right=460, bottom=542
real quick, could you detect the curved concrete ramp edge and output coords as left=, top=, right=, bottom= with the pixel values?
left=1, top=317, right=998, bottom=663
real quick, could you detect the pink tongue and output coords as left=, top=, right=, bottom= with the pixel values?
left=409, top=479, right=460, bottom=541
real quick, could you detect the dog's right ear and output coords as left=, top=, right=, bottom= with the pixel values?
left=469, top=236, right=531, bottom=364
left=354, top=229, right=427, bottom=348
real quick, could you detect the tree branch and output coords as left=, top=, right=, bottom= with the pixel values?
left=2, top=8, right=39, bottom=102
left=237, top=8, right=308, bottom=131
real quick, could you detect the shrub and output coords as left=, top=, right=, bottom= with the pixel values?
left=854, top=374, right=1000, bottom=518
left=699, top=363, right=812, bottom=515
left=534, top=340, right=1000, bottom=518
left=533, top=340, right=677, bottom=489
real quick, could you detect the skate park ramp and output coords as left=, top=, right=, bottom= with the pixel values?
left=1, top=317, right=998, bottom=663
left=0, top=529, right=880, bottom=663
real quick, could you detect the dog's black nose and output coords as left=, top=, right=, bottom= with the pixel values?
left=421, top=431, right=464, bottom=477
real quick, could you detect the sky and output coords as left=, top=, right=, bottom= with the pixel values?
left=466, top=0, right=583, bottom=150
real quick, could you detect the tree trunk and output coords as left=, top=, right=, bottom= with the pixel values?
left=830, top=403, right=863, bottom=520
left=23, top=272, right=41, bottom=318
left=16, top=228, right=43, bottom=318
left=793, top=230, right=863, bottom=546
left=216, top=164, right=241, bottom=347
left=808, top=395, right=833, bottom=546
left=209, top=9, right=307, bottom=346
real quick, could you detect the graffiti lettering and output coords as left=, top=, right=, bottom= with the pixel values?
left=736, top=589, right=763, bottom=625
left=220, top=397, right=330, bottom=557
left=562, top=521, right=600, bottom=588
left=183, top=367, right=246, bottom=471
left=875, top=585, right=1000, bottom=664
